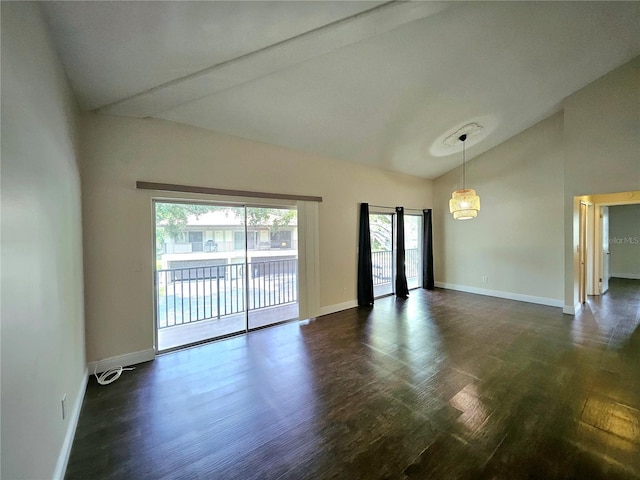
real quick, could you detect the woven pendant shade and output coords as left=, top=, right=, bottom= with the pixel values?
left=449, top=188, right=480, bottom=220
left=449, top=133, right=480, bottom=220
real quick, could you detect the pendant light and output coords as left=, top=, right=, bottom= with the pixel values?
left=449, top=134, right=480, bottom=220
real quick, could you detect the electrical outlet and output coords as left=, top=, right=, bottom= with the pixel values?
left=61, top=394, right=67, bottom=420
left=482, top=276, right=488, bottom=283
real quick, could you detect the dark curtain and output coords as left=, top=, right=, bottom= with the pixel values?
left=422, top=209, right=435, bottom=290
left=395, top=207, right=409, bottom=298
left=357, top=203, right=374, bottom=306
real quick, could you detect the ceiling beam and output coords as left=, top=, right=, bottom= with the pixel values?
left=97, top=1, right=448, bottom=118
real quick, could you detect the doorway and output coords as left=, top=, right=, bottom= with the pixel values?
left=574, top=190, right=640, bottom=310
left=154, top=201, right=299, bottom=351
left=369, top=210, right=422, bottom=298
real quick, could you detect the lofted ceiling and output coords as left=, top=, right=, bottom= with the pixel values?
left=42, top=1, right=640, bottom=179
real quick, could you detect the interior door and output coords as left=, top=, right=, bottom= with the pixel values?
left=579, top=202, right=587, bottom=304
left=601, top=206, right=610, bottom=294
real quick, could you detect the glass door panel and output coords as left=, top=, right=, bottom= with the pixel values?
left=155, top=202, right=246, bottom=351
left=370, top=213, right=394, bottom=297
left=404, top=215, right=422, bottom=289
left=247, top=206, right=299, bottom=329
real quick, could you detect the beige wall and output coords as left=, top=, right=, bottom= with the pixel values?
left=434, top=112, right=565, bottom=305
left=1, top=3, right=86, bottom=479
left=80, top=114, right=432, bottom=362
left=564, top=57, right=640, bottom=309
left=433, top=57, right=639, bottom=312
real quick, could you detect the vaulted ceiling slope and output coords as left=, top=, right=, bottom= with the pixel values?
left=42, top=1, right=640, bottom=179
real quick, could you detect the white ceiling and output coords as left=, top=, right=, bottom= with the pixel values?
left=42, top=1, right=640, bottom=179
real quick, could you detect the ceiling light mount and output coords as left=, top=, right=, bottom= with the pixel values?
left=429, top=116, right=496, bottom=158
left=443, top=123, right=483, bottom=147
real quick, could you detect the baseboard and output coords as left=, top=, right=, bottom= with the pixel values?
left=88, top=348, right=156, bottom=374
left=562, top=302, right=582, bottom=315
left=611, top=273, right=640, bottom=280
left=318, top=299, right=358, bottom=317
left=53, top=368, right=88, bottom=480
left=435, top=282, right=563, bottom=309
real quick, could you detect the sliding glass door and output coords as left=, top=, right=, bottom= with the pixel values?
left=370, top=213, right=394, bottom=297
left=154, top=201, right=298, bottom=351
left=246, top=206, right=299, bottom=330
left=369, top=211, right=422, bottom=297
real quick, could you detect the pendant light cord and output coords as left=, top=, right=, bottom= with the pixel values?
left=460, top=134, right=467, bottom=190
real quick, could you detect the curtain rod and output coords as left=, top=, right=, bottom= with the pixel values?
left=137, top=181, right=322, bottom=203
left=367, top=204, right=427, bottom=212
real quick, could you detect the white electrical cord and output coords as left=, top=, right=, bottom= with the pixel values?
left=94, top=364, right=135, bottom=385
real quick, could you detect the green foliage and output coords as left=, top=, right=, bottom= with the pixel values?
left=246, top=207, right=270, bottom=226
left=269, top=209, right=296, bottom=233
left=155, top=203, right=297, bottom=249
left=155, top=203, right=228, bottom=247
left=370, top=214, right=392, bottom=252
left=244, top=208, right=296, bottom=232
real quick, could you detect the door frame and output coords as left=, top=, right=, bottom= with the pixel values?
left=368, top=208, right=423, bottom=298
left=369, top=209, right=396, bottom=298
left=578, top=201, right=588, bottom=304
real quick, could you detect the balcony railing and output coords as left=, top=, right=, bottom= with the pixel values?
left=156, top=258, right=297, bottom=329
left=372, top=248, right=419, bottom=286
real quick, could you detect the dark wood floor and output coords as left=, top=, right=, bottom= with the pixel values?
left=66, top=278, right=640, bottom=480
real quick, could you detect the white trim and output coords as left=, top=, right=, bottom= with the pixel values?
left=53, top=368, right=88, bottom=480
left=563, top=302, right=581, bottom=315
left=611, top=273, right=640, bottom=280
left=88, top=348, right=156, bottom=375
left=319, top=300, right=358, bottom=317
left=297, top=201, right=320, bottom=319
left=435, top=282, right=563, bottom=308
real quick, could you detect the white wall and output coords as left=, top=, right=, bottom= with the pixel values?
left=433, top=113, right=565, bottom=306
left=79, top=114, right=432, bottom=362
left=564, top=57, right=640, bottom=309
left=1, top=3, right=87, bottom=479
left=609, top=204, right=640, bottom=279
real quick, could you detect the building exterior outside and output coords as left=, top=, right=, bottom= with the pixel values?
left=158, top=209, right=298, bottom=271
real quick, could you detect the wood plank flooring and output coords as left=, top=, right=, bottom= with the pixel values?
left=66, top=279, right=640, bottom=479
